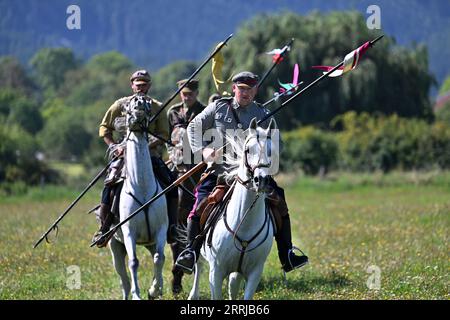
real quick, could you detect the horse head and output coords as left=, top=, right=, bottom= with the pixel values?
left=240, top=117, right=278, bottom=193
left=125, top=94, right=152, bottom=132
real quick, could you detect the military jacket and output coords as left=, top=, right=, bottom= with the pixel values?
left=187, top=97, right=279, bottom=175
left=99, top=94, right=169, bottom=157
left=167, top=101, right=205, bottom=172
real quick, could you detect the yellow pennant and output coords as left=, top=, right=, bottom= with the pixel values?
left=212, top=42, right=232, bottom=96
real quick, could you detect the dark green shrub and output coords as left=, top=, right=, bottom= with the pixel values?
left=283, top=126, right=338, bottom=175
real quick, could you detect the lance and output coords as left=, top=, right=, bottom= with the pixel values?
left=148, top=132, right=197, bottom=198
left=142, top=35, right=234, bottom=156
left=262, top=81, right=303, bottom=108
left=258, top=38, right=294, bottom=88
left=91, top=77, right=298, bottom=247
left=38, top=35, right=233, bottom=249
left=149, top=132, right=175, bottom=147
left=91, top=35, right=384, bottom=248
left=33, top=156, right=119, bottom=248
left=148, top=34, right=233, bottom=126
left=259, top=35, right=384, bottom=125
left=146, top=33, right=233, bottom=197
left=91, top=161, right=207, bottom=247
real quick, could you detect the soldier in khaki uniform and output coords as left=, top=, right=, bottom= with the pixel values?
left=93, top=70, right=179, bottom=247
left=166, top=79, right=205, bottom=293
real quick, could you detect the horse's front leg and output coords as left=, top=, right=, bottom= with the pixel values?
left=148, top=228, right=166, bottom=298
left=109, top=237, right=131, bottom=300
left=228, top=272, right=244, bottom=300
left=243, top=265, right=265, bottom=300
left=209, top=265, right=225, bottom=300
left=188, top=259, right=202, bottom=300
left=122, top=226, right=141, bottom=300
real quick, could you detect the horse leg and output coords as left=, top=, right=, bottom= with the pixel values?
left=109, top=237, right=131, bottom=300
left=188, top=259, right=202, bottom=300
left=243, top=266, right=265, bottom=300
left=170, top=241, right=184, bottom=294
left=123, top=229, right=141, bottom=300
left=209, top=265, right=225, bottom=300
left=148, top=229, right=166, bottom=298
left=228, top=272, right=244, bottom=300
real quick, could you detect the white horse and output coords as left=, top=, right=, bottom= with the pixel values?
left=109, top=95, right=168, bottom=300
left=189, top=118, right=278, bottom=300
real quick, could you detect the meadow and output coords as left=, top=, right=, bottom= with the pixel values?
left=0, top=171, right=448, bottom=300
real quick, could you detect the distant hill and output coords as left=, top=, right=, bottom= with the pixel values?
left=0, top=0, right=449, bottom=90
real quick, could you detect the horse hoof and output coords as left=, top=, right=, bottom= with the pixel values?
left=148, top=286, right=162, bottom=299
left=171, top=276, right=183, bottom=295
left=188, top=293, right=199, bottom=300
left=172, top=283, right=183, bottom=295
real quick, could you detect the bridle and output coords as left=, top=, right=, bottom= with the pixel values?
left=224, top=132, right=274, bottom=272
left=236, top=133, right=272, bottom=190
left=125, top=94, right=152, bottom=139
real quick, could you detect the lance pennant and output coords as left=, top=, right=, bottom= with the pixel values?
left=278, top=63, right=301, bottom=95
left=312, top=41, right=372, bottom=77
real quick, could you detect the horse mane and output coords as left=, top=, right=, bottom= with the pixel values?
left=223, top=131, right=250, bottom=180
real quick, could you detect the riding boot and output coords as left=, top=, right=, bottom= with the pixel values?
left=175, top=218, right=201, bottom=274
left=275, top=215, right=309, bottom=272
left=166, top=195, right=179, bottom=244
left=92, top=203, right=114, bottom=248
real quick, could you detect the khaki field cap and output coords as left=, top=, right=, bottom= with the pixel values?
left=130, top=70, right=151, bottom=85
left=177, top=79, right=199, bottom=93
left=232, top=71, right=259, bottom=88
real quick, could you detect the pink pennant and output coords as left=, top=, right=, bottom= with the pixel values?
left=279, top=63, right=301, bottom=94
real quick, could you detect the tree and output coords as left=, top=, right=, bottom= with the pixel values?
left=0, top=56, right=36, bottom=95
left=30, top=47, right=78, bottom=94
left=59, top=51, right=134, bottom=107
left=151, top=60, right=198, bottom=102
left=86, top=51, right=133, bottom=74
left=38, top=108, right=91, bottom=161
left=0, top=88, right=43, bottom=134
left=439, top=76, right=450, bottom=95
left=196, top=11, right=436, bottom=130
left=435, top=75, right=450, bottom=125
left=0, top=124, right=57, bottom=185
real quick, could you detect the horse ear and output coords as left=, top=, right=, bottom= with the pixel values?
left=249, top=117, right=257, bottom=130
left=268, top=118, right=277, bottom=131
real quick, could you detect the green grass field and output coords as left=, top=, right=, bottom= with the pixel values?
left=0, top=171, right=448, bottom=300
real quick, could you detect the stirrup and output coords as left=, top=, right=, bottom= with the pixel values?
left=175, top=248, right=197, bottom=274
left=283, top=246, right=308, bottom=275
left=92, top=229, right=114, bottom=248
